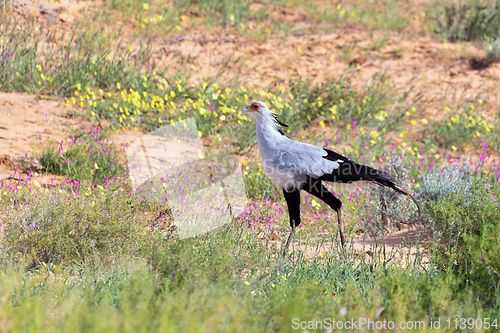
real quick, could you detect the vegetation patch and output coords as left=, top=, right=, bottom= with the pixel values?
left=433, top=0, right=500, bottom=42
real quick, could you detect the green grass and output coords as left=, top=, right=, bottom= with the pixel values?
left=100, top=0, right=415, bottom=41
left=105, top=0, right=266, bottom=35
left=1, top=180, right=500, bottom=331
left=2, top=125, right=500, bottom=330
left=316, top=0, right=410, bottom=32
left=1, top=262, right=496, bottom=332
left=0, top=13, right=156, bottom=97
left=2, top=183, right=145, bottom=268
left=427, top=183, right=500, bottom=307
left=2, top=132, right=500, bottom=332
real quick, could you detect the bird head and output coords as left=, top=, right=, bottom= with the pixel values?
left=242, top=101, right=272, bottom=120
left=242, top=100, right=289, bottom=133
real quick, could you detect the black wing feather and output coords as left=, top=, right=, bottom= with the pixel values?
left=321, top=148, right=422, bottom=223
left=320, top=148, right=396, bottom=186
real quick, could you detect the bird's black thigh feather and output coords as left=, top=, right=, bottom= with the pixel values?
left=283, top=189, right=301, bottom=228
left=302, top=177, right=342, bottom=211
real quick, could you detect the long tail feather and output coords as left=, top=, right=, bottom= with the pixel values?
left=390, top=185, right=422, bottom=224
left=321, top=149, right=421, bottom=223
left=370, top=175, right=421, bottom=224
left=361, top=167, right=421, bottom=224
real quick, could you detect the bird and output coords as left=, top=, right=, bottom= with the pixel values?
left=242, top=100, right=421, bottom=258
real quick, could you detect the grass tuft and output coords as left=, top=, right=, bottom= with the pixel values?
left=39, top=128, right=126, bottom=184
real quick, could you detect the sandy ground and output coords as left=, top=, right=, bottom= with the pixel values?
left=0, top=93, right=78, bottom=182
left=28, top=0, right=500, bottom=117
left=260, top=227, right=429, bottom=264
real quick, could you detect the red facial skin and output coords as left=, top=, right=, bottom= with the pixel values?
left=250, top=103, right=261, bottom=111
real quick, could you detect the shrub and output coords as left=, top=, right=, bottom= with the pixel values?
left=483, top=34, right=500, bottom=61
left=429, top=103, right=496, bottom=149
left=3, top=182, right=146, bottom=268
left=433, top=0, right=500, bottom=42
left=417, top=162, right=476, bottom=204
left=427, top=182, right=500, bottom=305
left=369, top=160, right=477, bottom=232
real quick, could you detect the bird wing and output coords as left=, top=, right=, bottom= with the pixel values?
left=273, top=138, right=342, bottom=179
left=321, top=147, right=396, bottom=186
left=274, top=139, right=396, bottom=186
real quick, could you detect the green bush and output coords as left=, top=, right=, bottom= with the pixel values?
left=427, top=183, right=500, bottom=305
left=418, top=162, right=475, bottom=204
left=285, top=73, right=410, bottom=130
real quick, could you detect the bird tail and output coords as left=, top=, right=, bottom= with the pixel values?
left=365, top=168, right=422, bottom=224
left=389, top=184, right=422, bottom=224
left=320, top=149, right=421, bottom=223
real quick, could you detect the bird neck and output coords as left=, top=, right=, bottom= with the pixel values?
left=256, top=117, right=285, bottom=149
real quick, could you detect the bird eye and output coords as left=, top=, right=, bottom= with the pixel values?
left=252, top=104, right=259, bottom=110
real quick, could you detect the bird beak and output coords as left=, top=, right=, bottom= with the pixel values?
left=242, top=106, right=250, bottom=113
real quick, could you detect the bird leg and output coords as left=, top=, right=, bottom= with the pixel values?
left=282, top=189, right=301, bottom=260
left=337, top=209, right=345, bottom=248
left=283, top=227, right=295, bottom=259
left=302, top=177, right=346, bottom=248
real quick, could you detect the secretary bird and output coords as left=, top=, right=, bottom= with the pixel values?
left=242, top=101, right=420, bottom=258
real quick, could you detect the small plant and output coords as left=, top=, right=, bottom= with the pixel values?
left=3, top=180, right=146, bottom=268
left=433, top=0, right=500, bottom=42
left=483, top=34, right=500, bottom=61
left=39, top=128, right=126, bottom=184
left=429, top=104, right=496, bottom=149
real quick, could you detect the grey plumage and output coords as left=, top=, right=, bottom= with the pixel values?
left=244, top=101, right=342, bottom=191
